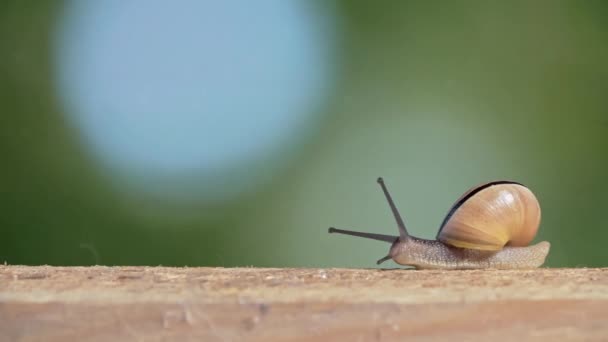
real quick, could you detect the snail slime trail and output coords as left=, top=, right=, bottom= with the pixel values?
left=328, top=178, right=550, bottom=270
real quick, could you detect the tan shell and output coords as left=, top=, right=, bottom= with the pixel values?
left=436, top=181, right=541, bottom=251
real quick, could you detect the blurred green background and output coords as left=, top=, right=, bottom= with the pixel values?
left=1, top=0, right=607, bottom=268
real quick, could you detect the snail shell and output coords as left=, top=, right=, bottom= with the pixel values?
left=436, top=181, right=541, bottom=251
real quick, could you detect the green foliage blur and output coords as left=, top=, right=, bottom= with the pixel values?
left=1, top=0, right=607, bottom=268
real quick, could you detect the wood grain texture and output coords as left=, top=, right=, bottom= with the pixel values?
left=1, top=266, right=607, bottom=341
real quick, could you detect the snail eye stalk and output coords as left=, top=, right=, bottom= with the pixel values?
left=376, top=177, right=409, bottom=240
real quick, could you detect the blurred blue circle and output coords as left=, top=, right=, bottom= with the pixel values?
left=54, top=0, right=335, bottom=202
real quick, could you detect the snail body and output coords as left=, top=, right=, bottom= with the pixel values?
left=328, top=178, right=550, bottom=270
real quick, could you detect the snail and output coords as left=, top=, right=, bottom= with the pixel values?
left=328, top=178, right=550, bottom=269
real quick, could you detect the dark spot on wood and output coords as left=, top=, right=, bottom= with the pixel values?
left=117, top=274, right=143, bottom=280
left=258, top=303, right=269, bottom=315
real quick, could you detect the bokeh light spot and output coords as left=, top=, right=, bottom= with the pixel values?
left=54, top=0, right=336, bottom=202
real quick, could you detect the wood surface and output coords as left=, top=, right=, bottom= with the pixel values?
left=1, top=266, right=607, bottom=341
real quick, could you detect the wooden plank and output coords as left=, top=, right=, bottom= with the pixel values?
left=1, top=266, right=607, bottom=341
